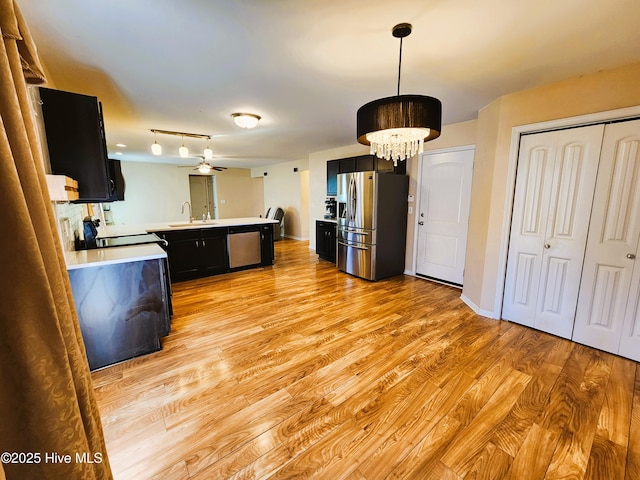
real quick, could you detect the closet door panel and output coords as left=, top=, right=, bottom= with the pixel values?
left=573, top=119, right=640, bottom=353
left=502, top=140, right=555, bottom=327
left=503, top=125, right=604, bottom=339
left=533, top=130, right=603, bottom=338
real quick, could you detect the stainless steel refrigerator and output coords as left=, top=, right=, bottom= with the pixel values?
left=337, top=171, right=409, bottom=280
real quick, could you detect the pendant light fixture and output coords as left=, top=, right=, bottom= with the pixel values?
left=150, top=129, right=212, bottom=158
left=151, top=130, right=162, bottom=155
left=203, top=138, right=213, bottom=160
left=179, top=136, right=189, bottom=158
left=356, top=23, right=441, bottom=166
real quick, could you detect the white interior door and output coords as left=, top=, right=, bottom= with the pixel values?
left=416, top=147, right=474, bottom=286
left=573, top=119, right=640, bottom=356
left=502, top=124, right=604, bottom=338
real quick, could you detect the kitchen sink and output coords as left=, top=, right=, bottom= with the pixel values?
left=168, top=222, right=216, bottom=228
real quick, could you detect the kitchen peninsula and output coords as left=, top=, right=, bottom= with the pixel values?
left=64, top=217, right=278, bottom=371
left=99, top=217, right=279, bottom=282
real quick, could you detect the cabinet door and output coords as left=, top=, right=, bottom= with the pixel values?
left=355, top=155, right=374, bottom=172
left=163, top=230, right=201, bottom=280
left=339, top=157, right=356, bottom=173
left=260, top=224, right=274, bottom=265
left=39, top=87, right=112, bottom=202
left=316, top=222, right=329, bottom=258
left=502, top=124, right=604, bottom=339
left=201, top=228, right=228, bottom=275
left=327, top=224, right=336, bottom=263
left=573, top=119, right=640, bottom=355
left=327, top=160, right=339, bottom=196
left=107, top=159, right=125, bottom=201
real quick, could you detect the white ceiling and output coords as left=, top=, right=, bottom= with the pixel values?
left=19, top=0, right=640, bottom=169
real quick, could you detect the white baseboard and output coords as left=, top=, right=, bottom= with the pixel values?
left=460, top=294, right=500, bottom=319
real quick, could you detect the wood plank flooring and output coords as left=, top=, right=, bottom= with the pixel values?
left=92, top=239, right=640, bottom=479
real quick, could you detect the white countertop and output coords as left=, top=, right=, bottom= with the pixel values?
left=66, top=244, right=167, bottom=270
left=99, top=217, right=278, bottom=237
left=66, top=217, right=277, bottom=270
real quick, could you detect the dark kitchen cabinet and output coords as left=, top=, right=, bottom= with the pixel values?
left=107, top=159, right=126, bottom=201
left=157, top=223, right=273, bottom=281
left=39, top=87, right=117, bottom=202
left=201, top=228, right=228, bottom=275
left=260, top=224, right=274, bottom=265
left=326, top=154, right=405, bottom=195
left=316, top=220, right=336, bottom=263
left=158, top=229, right=201, bottom=280
left=157, top=228, right=228, bottom=281
left=326, top=159, right=339, bottom=196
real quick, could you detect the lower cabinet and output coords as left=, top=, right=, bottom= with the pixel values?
left=316, top=220, right=336, bottom=263
left=157, top=228, right=228, bottom=281
left=157, top=223, right=274, bottom=282
left=201, top=228, right=228, bottom=275
left=260, top=224, right=274, bottom=266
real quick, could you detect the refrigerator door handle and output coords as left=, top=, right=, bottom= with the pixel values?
left=348, top=176, right=357, bottom=223
left=338, top=241, right=368, bottom=251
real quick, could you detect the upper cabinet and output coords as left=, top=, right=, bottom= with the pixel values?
left=326, top=154, right=406, bottom=196
left=39, top=87, right=119, bottom=203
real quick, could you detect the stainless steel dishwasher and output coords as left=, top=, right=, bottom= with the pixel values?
left=227, top=228, right=262, bottom=268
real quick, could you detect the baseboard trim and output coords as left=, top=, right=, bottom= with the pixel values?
left=460, top=294, right=499, bottom=319
left=282, top=235, right=308, bottom=241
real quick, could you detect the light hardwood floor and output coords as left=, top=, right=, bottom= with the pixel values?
left=92, top=239, right=640, bottom=480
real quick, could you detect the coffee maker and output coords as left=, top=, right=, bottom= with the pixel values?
left=82, top=216, right=100, bottom=249
left=323, top=198, right=336, bottom=219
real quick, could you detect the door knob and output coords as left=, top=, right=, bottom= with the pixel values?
left=544, top=243, right=551, bottom=249
left=418, top=221, right=424, bottom=225
left=628, top=253, right=636, bottom=259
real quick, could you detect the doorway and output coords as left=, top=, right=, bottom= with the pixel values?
left=189, top=175, right=218, bottom=220
left=415, top=146, right=475, bottom=287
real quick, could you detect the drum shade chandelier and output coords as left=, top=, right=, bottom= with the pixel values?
left=357, top=23, right=442, bottom=166
left=150, top=129, right=212, bottom=158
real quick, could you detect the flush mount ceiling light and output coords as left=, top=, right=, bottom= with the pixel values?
left=231, top=112, right=261, bottom=129
left=356, top=23, right=442, bottom=166
left=150, top=129, right=211, bottom=158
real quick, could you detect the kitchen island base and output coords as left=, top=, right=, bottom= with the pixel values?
left=68, top=257, right=171, bottom=371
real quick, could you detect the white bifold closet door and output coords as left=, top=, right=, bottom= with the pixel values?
left=572, top=119, right=640, bottom=360
left=502, top=124, right=604, bottom=339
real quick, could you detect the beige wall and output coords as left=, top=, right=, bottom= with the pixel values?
left=464, top=61, right=640, bottom=315
left=215, top=168, right=264, bottom=219
left=252, top=159, right=310, bottom=240
left=109, top=161, right=263, bottom=225
left=308, top=144, right=369, bottom=250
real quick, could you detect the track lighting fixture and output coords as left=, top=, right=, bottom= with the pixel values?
left=150, top=129, right=212, bottom=159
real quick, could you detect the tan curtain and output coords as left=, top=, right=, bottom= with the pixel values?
left=0, top=1, right=112, bottom=479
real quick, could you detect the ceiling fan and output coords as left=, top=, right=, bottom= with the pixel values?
left=179, top=159, right=227, bottom=173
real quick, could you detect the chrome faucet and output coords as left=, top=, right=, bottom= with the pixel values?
left=181, top=201, right=193, bottom=223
